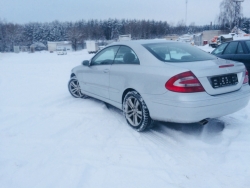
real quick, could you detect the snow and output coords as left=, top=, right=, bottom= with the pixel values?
left=196, top=44, right=215, bottom=53
left=233, top=35, right=250, bottom=41
left=1, top=50, right=250, bottom=188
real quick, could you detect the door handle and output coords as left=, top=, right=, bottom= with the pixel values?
left=103, top=69, right=109, bottom=73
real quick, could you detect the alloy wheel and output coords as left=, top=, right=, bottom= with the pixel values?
left=69, top=79, right=83, bottom=98
left=124, top=96, right=143, bottom=127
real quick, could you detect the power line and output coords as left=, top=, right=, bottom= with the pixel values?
left=185, top=0, right=188, bottom=25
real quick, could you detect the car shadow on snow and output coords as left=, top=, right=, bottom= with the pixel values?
left=82, top=96, right=225, bottom=137
left=151, top=119, right=225, bottom=136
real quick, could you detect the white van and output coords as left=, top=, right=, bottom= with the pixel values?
left=56, top=47, right=67, bottom=55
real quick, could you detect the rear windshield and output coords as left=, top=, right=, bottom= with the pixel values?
left=143, top=42, right=217, bottom=62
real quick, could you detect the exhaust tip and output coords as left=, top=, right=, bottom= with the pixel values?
left=199, top=119, right=209, bottom=125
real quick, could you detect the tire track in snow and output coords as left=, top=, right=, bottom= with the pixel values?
left=40, top=95, right=74, bottom=108
left=0, top=114, right=38, bottom=136
left=0, top=113, right=18, bottom=127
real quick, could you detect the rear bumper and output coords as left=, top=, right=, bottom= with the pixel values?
left=143, top=85, right=250, bottom=123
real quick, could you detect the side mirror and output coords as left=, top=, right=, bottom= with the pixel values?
left=82, top=60, right=90, bottom=66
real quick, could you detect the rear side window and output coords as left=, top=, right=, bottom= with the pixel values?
left=245, top=41, right=250, bottom=52
left=114, top=46, right=140, bottom=64
left=236, top=42, right=244, bottom=54
left=223, top=42, right=238, bottom=54
left=143, top=42, right=216, bottom=62
left=212, top=43, right=228, bottom=55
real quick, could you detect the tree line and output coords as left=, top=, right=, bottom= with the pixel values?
left=1, top=0, right=250, bottom=53
left=0, top=19, right=214, bottom=52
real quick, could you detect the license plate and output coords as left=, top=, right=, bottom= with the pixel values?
left=211, top=74, right=238, bottom=88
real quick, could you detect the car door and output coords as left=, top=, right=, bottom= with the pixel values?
left=220, top=41, right=239, bottom=60
left=229, top=41, right=249, bottom=63
left=109, top=46, right=140, bottom=103
left=211, top=42, right=228, bottom=57
left=242, top=41, right=250, bottom=74
left=79, top=46, right=119, bottom=99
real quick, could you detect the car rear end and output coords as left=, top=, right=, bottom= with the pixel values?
left=147, top=61, right=249, bottom=123
left=141, top=41, right=250, bottom=123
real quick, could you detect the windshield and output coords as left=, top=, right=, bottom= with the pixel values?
left=143, top=42, right=217, bottom=62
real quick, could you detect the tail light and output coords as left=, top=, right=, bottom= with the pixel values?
left=165, top=71, right=205, bottom=93
left=219, top=64, right=234, bottom=68
left=243, top=70, right=249, bottom=84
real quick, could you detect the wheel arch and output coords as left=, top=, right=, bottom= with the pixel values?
left=122, top=88, right=136, bottom=104
left=70, top=73, right=76, bottom=78
left=122, top=88, right=153, bottom=116
left=122, top=88, right=154, bottom=131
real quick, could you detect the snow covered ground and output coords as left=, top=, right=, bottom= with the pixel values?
left=1, top=50, right=250, bottom=188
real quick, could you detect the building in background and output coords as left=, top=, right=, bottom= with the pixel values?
left=14, top=46, right=20, bottom=53
left=86, top=41, right=99, bottom=54
left=193, top=30, right=229, bottom=46
left=118, top=34, right=131, bottom=41
left=165, top=34, right=179, bottom=41
left=193, top=33, right=203, bottom=46
left=47, top=41, right=72, bottom=52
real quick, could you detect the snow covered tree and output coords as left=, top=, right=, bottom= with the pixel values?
left=23, top=23, right=35, bottom=46
left=0, top=19, right=3, bottom=52
left=66, top=22, right=85, bottom=51
left=1, top=23, right=23, bottom=51
left=242, top=19, right=250, bottom=34
left=110, top=19, right=122, bottom=40
left=217, top=0, right=242, bottom=30
left=0, top=18, right=217, bottom=51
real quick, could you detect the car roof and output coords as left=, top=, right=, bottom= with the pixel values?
left=230, top=39, right=250, bottom=42
left=106, top=39, right=177, bottom=66
left=111, top=39, right=176, bottom=46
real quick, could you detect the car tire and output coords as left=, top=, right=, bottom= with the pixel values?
left=123, top=91, right=154, bottom=132
left=68, top=77, right=86, bottom=98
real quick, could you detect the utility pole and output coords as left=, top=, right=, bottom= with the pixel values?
left=185, top=0, right=188, bottom=25
left=233, top=0, right=244, bottom=35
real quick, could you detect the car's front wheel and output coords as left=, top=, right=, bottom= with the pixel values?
left=68, top=77, right=85, bottom=98
left=123, top=91, right=154, bottom=132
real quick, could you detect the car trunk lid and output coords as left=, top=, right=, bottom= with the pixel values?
left=170, top=59, right=246, bottom=95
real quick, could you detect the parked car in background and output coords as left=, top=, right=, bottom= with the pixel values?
left=211, top=39, right=250, bottom=84
left=56, top=47, right=67, bottom=55
left=68, top=40, right=250, bottom=132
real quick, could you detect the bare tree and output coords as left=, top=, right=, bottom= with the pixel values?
left=175, top=20, right=187, bottom=34
left=2, top=23, right=23, bottom=51
left=66, top=23, right=84, bottom=51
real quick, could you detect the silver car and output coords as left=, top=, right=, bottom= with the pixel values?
left=68, top=40, right=250, bottom=131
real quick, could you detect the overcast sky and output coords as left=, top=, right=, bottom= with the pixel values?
left=1, top=0, right=250, bottom=25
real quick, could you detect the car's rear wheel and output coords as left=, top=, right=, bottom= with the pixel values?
left=123, top=91, right=154, bottom=132
left=68, top=77, right=85, bottom=98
